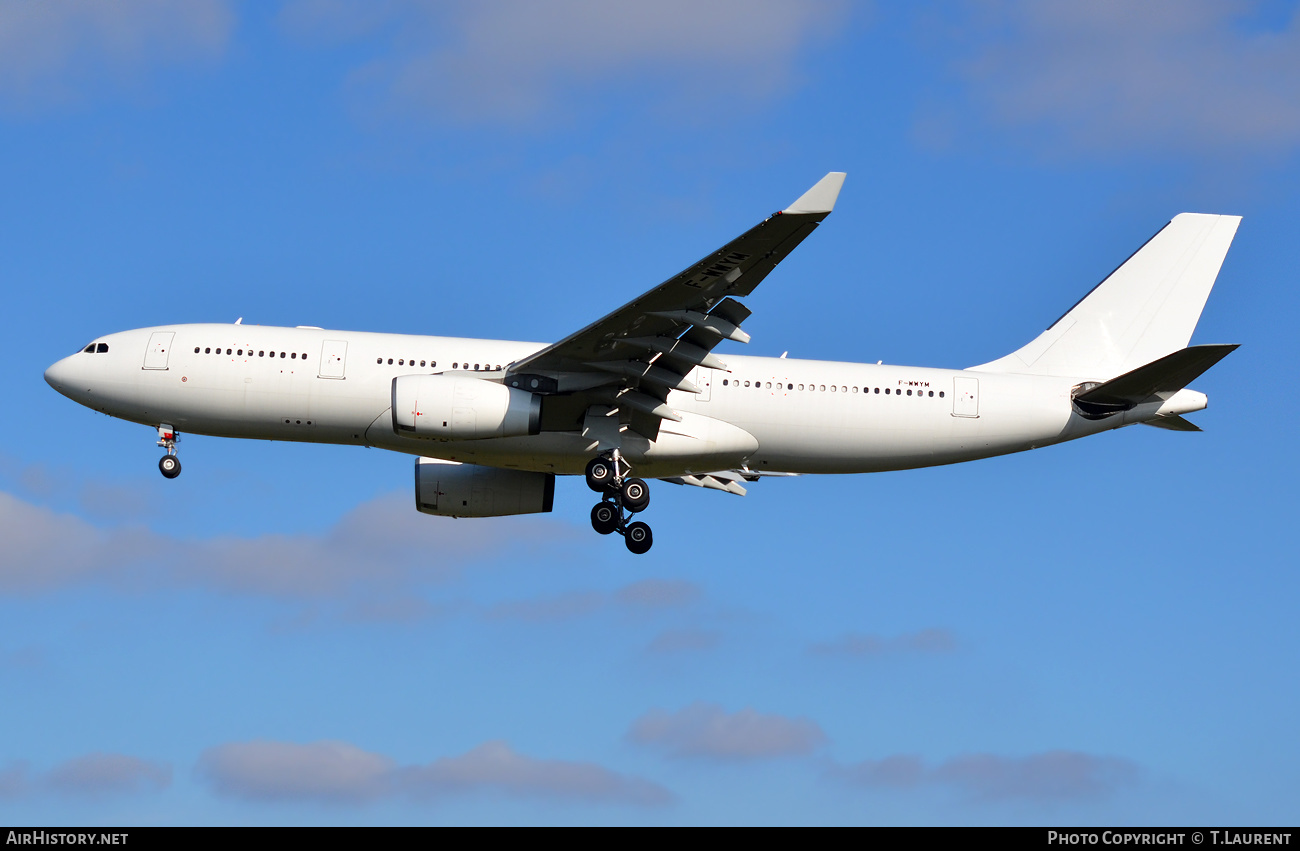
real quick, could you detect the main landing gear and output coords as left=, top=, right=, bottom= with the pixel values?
left=157, top=424, right=182, bottom=479
left=586, top=452, right=653, bottom=555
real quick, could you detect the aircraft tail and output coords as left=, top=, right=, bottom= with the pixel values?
left=972, top=213, right=1241, bottom=379
left=1071, top=343, right=1237, bottom=419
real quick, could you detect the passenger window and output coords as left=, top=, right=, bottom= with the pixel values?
left=291, top=352, right=297, bottom=359
left=885, top=388, right=890, bottom=394
left=453, top=363, right=459, bottom=369
left=205, top=348, right=211, bottom=354
left=420, top=360, right=426, bottom=367
left=280, top=352, right=285, bottom=358
left=399, top=359, right=405, bottom=366
left=259, top=351, right=265, bottom=357
left=928, top=391, right=934, bottom=397
left=430, top=361, right=436, bottom=368
left=939, top=391, right=945, bottom=398
left=387, top=358, right=393, bottom=365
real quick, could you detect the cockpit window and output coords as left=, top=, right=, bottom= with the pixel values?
left=96, top=343, right=109, bottom=353
left=83, top=344, right=95, bottom=353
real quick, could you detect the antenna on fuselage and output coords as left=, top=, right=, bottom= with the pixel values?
left=235, top=317, right=243, bottom=325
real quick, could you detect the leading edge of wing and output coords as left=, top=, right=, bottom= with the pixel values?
left=507, top=171, right=847, bottom=379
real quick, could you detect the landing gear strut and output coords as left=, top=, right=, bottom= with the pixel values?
left=586, top=450, right=653, bottom=554
left=157, top=424, right=181, bottom=479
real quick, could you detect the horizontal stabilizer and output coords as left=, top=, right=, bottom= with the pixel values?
left=1142, top=415, right=1202, bottom=432
left=1073, top=344, right=1237, bottom=417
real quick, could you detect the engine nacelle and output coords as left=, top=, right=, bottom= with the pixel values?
left=414, top=457, right=555, bottom=518
left=392, top=374, right=541, bottom=440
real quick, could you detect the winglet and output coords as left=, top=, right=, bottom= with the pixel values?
left=783, top=172, right=847, bottom=214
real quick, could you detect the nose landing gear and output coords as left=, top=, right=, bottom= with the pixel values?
left=586, top=451, right=653, bottom=554
left=157, top=424, right=181, bottom=479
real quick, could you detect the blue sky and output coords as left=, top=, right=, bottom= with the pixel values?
left=2, top=0, right=1298, bottom=825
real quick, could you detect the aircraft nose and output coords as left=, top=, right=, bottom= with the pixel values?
left=44, top=356, right=75, bottom=392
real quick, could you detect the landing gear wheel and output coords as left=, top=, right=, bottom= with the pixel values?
left=590, top=502, right=620, bottom=535
left=624, top=521, right=653, bottom=555
left=621, top=478, right=650, bottom=513
left=585, top=457, right=616, bottom=492
left=159, top=455, right=181, bottom=479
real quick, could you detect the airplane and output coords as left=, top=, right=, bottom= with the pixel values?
left=44, top=173, right=1241, bottom=555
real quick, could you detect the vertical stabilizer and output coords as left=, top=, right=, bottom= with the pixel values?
left=972, top=213, right=1241, bottom=379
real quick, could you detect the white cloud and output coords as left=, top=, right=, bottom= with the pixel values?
left=281, top=0, right=847, bottom=124
left=0, top=753, right=169, bottom=799
left=45, top=752, right=172, bottom=796
left=0, top=644, right=45, bottom=671
left=808, top=627, right=956, bottom=657
left=645, top=628, right=721, bottom=654
left=836, top=750, right=1140, bottom=802
left=628, top=701, right=826, bottom=760
left=485, top=590, right=608, bottom=623
left=0, top=763, right=30, bottom=799
left=0, top=491, right=158, bottom=592
left=0, top=0, right=235, bottom=111
left=201, top=738, right=672, bottom=806
left=0, top=489, right=565, bottom=598
left=615, top=579, right=701, bottom=609
left=199, top=740, right=393, bottom=803
left=486, top=579, right=703, bottom=623
left=934, top=0, right=1300, bottom=157
left=402, top=740, right=673, bottom=806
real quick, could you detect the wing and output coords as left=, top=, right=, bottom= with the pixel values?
left=505, top=172, right=846, bottom=439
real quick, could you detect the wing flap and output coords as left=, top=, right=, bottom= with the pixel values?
left=506, top=173, right=845, bottom=442
left=660, top=471, right=749, bottom=496
left=507, top=173, right=845, bottom=379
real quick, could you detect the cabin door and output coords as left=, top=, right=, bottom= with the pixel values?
left=143, top=332, right=174, bottom=370
left=952, top=376, right=979, bottom=417
left=319, top=340, right=348, bottom=379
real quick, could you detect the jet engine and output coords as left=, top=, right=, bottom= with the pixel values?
left=392, top=375, right=541, bottom=440
left=414, top=457, right=555, bottom=518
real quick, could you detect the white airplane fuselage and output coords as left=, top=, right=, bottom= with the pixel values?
left=44, top=323, right=1206, bottom=479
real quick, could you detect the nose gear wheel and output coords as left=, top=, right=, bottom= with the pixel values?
left=156, top=424, right=181, bottom=479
